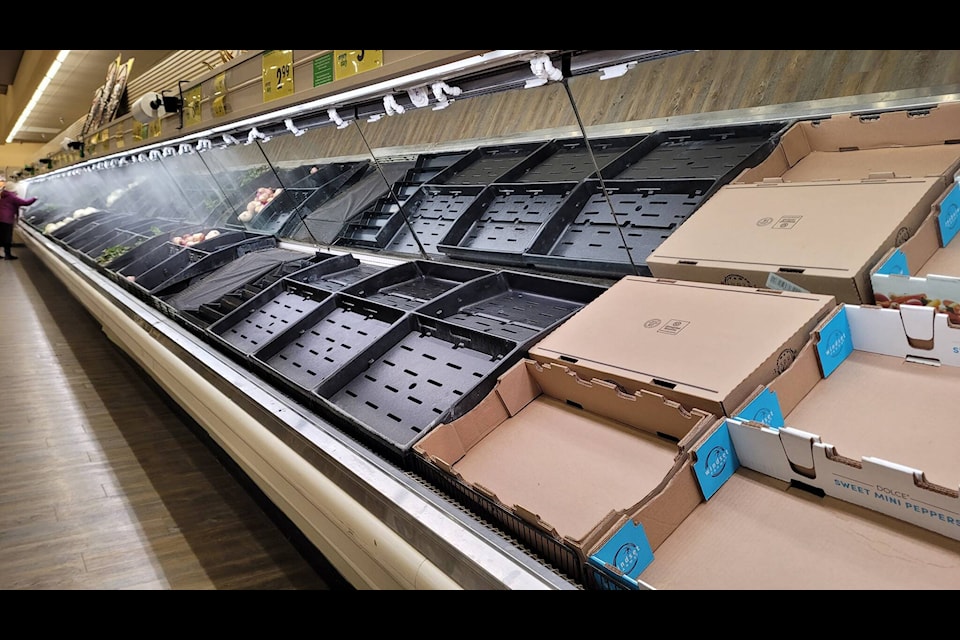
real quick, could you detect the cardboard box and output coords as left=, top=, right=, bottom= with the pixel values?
left=638, top=468, right=960, bottom=590
left=646, top=178, right=946, bottom=304
left=412, top=358, right=736, bottom=589
left=871, top=178, right=960, bottom=321
left=527, top=276, right=836, bottom=417
left=727, top=302, right=960, bottom=542
left=734, top=102, right=960, bottom=185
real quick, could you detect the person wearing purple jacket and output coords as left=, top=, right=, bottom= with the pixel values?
left=0, top=180, right=37, bottom=260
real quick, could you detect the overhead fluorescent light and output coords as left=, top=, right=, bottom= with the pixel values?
left=6, top=50, right=71, bottom=144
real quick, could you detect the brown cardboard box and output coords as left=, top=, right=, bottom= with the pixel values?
left=639, top=468, right=960, bottom=590
left=527, top=276, right=836, bottom=417
left=734, top=102, right=960, bottom=186
left=871, top=180, right=960, bottom=319
left=728, top=302, right=960, bottom=543
left=413, top=357, right=725, bottom=589
left=646, top=178, right=946, bottom=304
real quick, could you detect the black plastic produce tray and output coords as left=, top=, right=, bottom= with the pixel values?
left=430, top=142, right=547, bottom=186
left=286, top=253, right=386, bottom=292
left=416, top=270, right=607, bottom=345
left=334, top=199, right=403, bottom=249
left=132, top=234, right=277, bottom=295
left=68, top=213, right=142, bottom=255
left=523, top=179, right=714, bottom=278
left=403, top=150, right=471, bottom=184
left=313, top=314, right=519, bottom=464
left=185, top=252, right=333, bottom=329
left=83, top=219, right=180, bottom=262
left=207, top=278, right=331, bottom=360
left=599, top=121, right=790, bottom=184
left=107, top=226, right=235, bottom=273
left=339, top=260, right=491, bottom=312
left=382, top=184, right=485, bottom=256
left=437, top=182, right=578, bottom=266
left=510, top=135, right=647, bottom=183
left=250, top=161, right=370, bottom=234
left=251, top=293, right=406, bottom=394
left=52, top=210, right=128, bottom=245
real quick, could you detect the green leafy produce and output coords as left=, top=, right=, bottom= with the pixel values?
left=97, top=244, right=130, bottom=265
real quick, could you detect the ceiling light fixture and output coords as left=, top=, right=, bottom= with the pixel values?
left=6, top=50, right=71, bottom=144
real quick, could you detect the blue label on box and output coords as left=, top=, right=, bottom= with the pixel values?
left=815, top=306, right=853, bottom=378
left=692, top=421, right=740, bottom=500
left=875, top=248, right=909, bottom=275
left=734, top=387, right=785, bottom=429
left=589, top=520, right=654, bottom=590
left=939, top=183, right=960, bottom=247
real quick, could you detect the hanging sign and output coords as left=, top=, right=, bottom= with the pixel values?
left=262, top=49, right=294, bottom=102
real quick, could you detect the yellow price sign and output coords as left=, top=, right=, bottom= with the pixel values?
left=114, top=125, right=124, bottom=149
left=150, top=118, right=162, bottom=138
left=184, top=84, right=202, bottom=127
left=212, top=95, right=227, bottom=118
left=334, top=50, right=383, bottom=81
left=214, top=72, right=227, bottom=96
left=132, top=122, right=146, bottom=142
left=262, top=49, right=294, bottom=102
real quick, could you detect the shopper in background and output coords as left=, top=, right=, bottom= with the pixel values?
left=0, top=180, right=37, bottom=260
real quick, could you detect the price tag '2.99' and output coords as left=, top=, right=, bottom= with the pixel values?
left=262, top=49, right=294, bottom=103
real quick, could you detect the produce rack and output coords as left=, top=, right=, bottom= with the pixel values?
left=430, top=142, right=547, bottom=186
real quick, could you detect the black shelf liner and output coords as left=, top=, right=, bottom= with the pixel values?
left=339, top=260, right=492, bottom=312
left=437, top=182, right=578, bottom=266
left=524, top=179, right=713, bottom=278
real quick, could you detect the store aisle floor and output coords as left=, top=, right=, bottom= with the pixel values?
left=0, top=240, right=352, bottom=590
